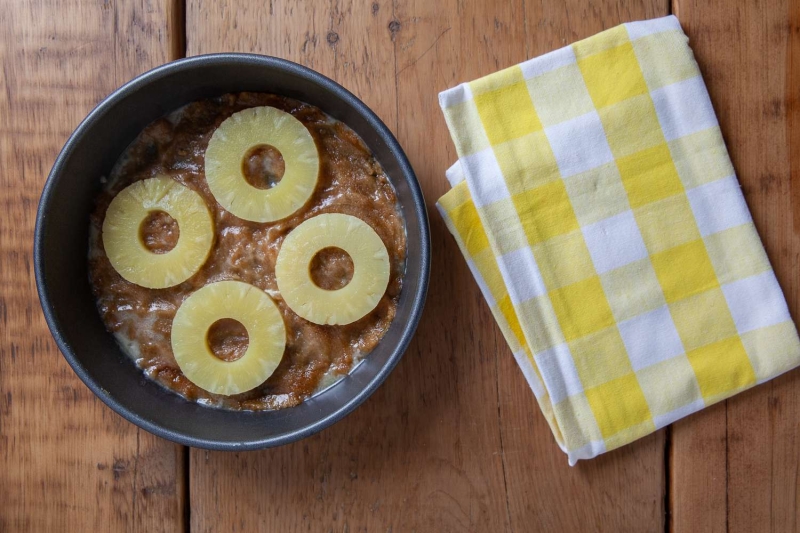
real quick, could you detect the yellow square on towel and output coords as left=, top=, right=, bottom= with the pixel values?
left=532, top=231, right=595, bottom=290
left=550, top=276, right=615, bottom=341
left=669, top=127, right=736, bottom=189
left=669, top=288, right=738, bottom=351
left=473, top=67, right=542, bottom=145
left=441, top=100, right=490, bottom=156
left=632, top=30, right=699, bottom=90
left=494, top=131, right=560, bottom=193
left=526, top=64, right=596, bottom=126
left=585, top=373, right=652, bottom=439
left=498, top=294, right=526, bottom=347
left=635, top=194, right=701, bottom=254
left=569, top=326, right=632, bottom=388
left=704, top=224, right=771, bottom=284
left=600, top=258, right=667, bottom=322
left=518, top=295, right=567, bottom=353
left=599, top=94, right=664, bottom=158
left=636, top=356, right=702, bottom=416
left=687, top=337, right=756, bottom=402
left=564, top=163, right=632, bottom=226
left=579, top=42, right=649, bottom=108
left=617, top=144, right=684, bottom=208
left=741, top=322, right=800, bottom=381
left=447, top=201, right=490, bottom=256
left=515, top=181, right=580, bottom=245
left=651, top=240, right=719, bottom=302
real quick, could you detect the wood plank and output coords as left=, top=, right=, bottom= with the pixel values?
left=671, top=404, right=727, bottom=532
left=0, top=1, right=186, bottom=531
left=671, top=0, right=800, bottom=531
left=187, top=1, right=510, bottom=531
left=392, top=0, right=668, bottom=529
left=187, top=0, right=667, bottom=531
left=507, top=2, right=668, bottom=531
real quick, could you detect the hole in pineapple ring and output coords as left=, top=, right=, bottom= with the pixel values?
left=309, top=247, right=355, bottom=290
left=206, top=318, right=250, bottom=362
left=241, top=144, right=286, bottom=190
left=139, top=210, right=180, bottom=254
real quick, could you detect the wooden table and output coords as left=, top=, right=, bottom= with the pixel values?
left=2, top=0, right=799, bottom=530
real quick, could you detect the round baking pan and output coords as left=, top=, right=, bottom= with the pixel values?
left=34, top=54, right=430, bottom=450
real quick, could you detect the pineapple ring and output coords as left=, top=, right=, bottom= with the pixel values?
left=171, top=281, right=286, bottom=395
left=102, top=176, right=214, bottom=289
left=275, top=213, right=391, bottom=325
left=204, top=106, right=319, bottom=223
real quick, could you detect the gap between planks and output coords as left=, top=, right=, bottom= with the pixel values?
left=171, top=0, right=189, bottom=531
left=663, top=0, right=673, bottom=526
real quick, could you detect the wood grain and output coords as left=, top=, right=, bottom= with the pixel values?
left=7, top=0, right=800, bottom=530
left=0, top=0, right=185, bottom=531
left=186, top=1, right=667, bottom=531
left=671, top=0, right=800, bottom=531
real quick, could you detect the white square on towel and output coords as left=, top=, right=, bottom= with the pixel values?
left=687, top=175, right=752, bottom=236
left=520, top=46, right=577, bottom=79
left=439, top=83, right=473, bottom=108
left=582, top=211, right=648, bottom=274
left=625, top=15, right=682, bottom=41
left=445, top=161, right=465, bottom=186
left=534, top=343, right=583, bottom=404
left=651, top=76, right=717, bottom=141
left=496, top=247, right=547, bottom=304
left=619, top=305, right=685, bottom=370
left=722, top=271, right=791, bottom=334
left=653, top=399, right=704, bottom=429
left=545, top=111, right=615, bottom=178
left=461, top=148, right=511, bottom=207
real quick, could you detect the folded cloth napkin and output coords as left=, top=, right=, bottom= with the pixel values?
left=436, top=15, right=800, bottom=464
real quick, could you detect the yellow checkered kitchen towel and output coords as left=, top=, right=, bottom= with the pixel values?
left=436, top=15, right=800, bottom=464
